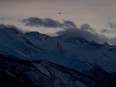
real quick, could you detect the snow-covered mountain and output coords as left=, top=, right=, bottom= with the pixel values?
left=0, top=24, right=116, bottom=87
left=24, top=31, right=116, bottom=73
left=0, top=24, right=116, bottom=72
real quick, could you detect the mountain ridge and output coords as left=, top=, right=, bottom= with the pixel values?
left=0, top=24, right=116, bottom=73
left=0, top=24, right=116, bottom=87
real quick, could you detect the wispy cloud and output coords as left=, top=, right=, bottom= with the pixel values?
left=21, top=17, right=77, bottom=28
left=108, top=22, right=116, bottom=29
left=101, top=22, right=116, bottom=33
left=22, top=17, right=63, bottom=28
left=0, top=17, right=11, bottom=22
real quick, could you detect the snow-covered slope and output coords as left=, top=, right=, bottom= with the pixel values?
left=0, top=53, right=115, bottom=87
left=0, top=24, right=45, bottom=59
left=25, top=31, right=116, bottom=73
left=0, top=24, right=116, bottom=73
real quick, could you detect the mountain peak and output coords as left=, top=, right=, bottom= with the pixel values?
left=0, top=24, right=22, bottom=35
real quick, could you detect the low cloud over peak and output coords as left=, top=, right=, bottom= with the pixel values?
left=57, top=26, right=107, bottom=44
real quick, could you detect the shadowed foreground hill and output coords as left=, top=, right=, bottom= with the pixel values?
left=0, top=53, right=116, bottom=87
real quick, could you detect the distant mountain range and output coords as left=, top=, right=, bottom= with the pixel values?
left=0, top=24, right=116, bottom=87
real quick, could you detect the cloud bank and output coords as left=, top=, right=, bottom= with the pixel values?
left=21, top=17, right=77, bottom=28
left=21, top=17, right=108, bottom=43
left=22, top=17, right=62, bottom=28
